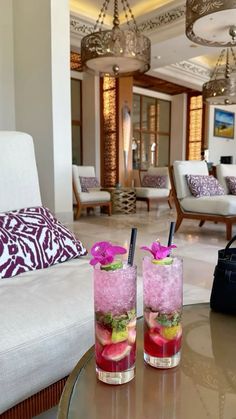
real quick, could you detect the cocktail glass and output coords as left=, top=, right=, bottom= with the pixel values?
left=94, top=264, right=137, bottom=384
left=143, top=256, right=183, bottom=368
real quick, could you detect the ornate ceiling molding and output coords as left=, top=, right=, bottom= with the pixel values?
left=70, top=14, right=94, bottom=38
left=138, top=5, right=186, bottom=34
left=70, top=4, right=186, bottom=40
left=174, top=61, right=211, bottom=80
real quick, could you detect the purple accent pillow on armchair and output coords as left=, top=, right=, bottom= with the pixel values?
left=79, top=176, right=100, bottom=192
left=226, top=176, right=236, bottom=195
left=186, top=175, right=225, bottom=198
left=142, top=174, right=167, bottom=188
left=0, top=206, right=87, bottom=279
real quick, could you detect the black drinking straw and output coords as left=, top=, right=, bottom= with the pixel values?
left=167, top=221, right=176, bottom=247
left=128, top=227, right=137, bottom=266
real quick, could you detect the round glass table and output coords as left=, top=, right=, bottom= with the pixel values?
left=58, top=304, right=236, bottom=419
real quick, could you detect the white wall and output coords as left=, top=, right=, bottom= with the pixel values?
left=170, top=94, right=187, bottom=163
left=13, top=0, right=72, bottom=221
left=82, top=73, right=101, bottom=179
left=0, top=0, right=15, bottom=129
left=208, top=104, right=236, bottom=165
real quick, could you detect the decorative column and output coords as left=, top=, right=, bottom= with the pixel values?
left=100, top=76, right=119, bottom=187
left=100, top=76, right=133, bottom=188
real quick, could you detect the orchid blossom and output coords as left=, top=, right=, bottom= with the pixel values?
left=140, top=241, right=176, bottom=260
left=90, top=241, right=127, bottom=266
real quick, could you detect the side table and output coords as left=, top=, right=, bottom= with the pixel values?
left=103, top=188, right=136, bottom=214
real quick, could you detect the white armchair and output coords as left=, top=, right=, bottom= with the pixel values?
left=170, top=160, right=236, bottom=240
left=72, top=165, right=111, bottom=218
left=135, top=166, right=172, bottom=211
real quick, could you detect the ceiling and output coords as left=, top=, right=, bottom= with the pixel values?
left=70, top=0, right=230, bottom=92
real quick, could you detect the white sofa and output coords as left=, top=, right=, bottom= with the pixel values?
left=0, top=132, right=142, bottom=417
left=135, top=167, right=172, bottom=211
left=72, top=165, right=111, bottom=218
left=171, top=160, right=236, bottom=240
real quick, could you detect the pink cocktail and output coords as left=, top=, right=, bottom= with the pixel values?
left=143, top=256, right=183, bottom=368
left=94, top=264, right=137, bottom=384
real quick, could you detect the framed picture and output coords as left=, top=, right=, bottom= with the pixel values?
left=214, top=108, right=235, bottom=139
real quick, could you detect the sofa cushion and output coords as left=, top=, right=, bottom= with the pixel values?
left=79, top=176, right=100, bottom=192
left=226, top=176, right=236, bottom=195
left=135, top=187, right=169, bottom=198
left=173, top=161, right=209, bottom=199
left=79, top=191, right=111, bottom=203
left=186, top=175, right=225, bottom=198
left=141, top=174, right=167, bottom=188
left=0, top=207, right=87, bottom=279
left=180, top=195, right=236, bottom=216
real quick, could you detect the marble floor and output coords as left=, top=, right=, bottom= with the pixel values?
left=35, top=202, right=229, bottom=419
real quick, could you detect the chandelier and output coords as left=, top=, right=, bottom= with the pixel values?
left=203, top=27, right=236, bottom=105
left=81, top=0, right=151, bottom=77
left=186, top=0, right=236, bottom=47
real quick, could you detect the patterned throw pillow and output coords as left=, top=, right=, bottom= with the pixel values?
left=142, top=174, right=167, bottom=188
left=79, top=176, right=100, bottom=192
left=0, top=206, right=87, bottom=279
left=186, top=175, right=225, bottom=198
left=226, top=176, right=236, bottom=195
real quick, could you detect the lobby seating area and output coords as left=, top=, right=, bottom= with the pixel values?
left=2, top=1, right=236, bottom=419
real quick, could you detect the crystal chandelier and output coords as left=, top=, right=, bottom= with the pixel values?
left=203, top=27, right=236, bottom=105
left=81, top=0, right=151, bottom=77
left=186, top=0, right=236, bottom=47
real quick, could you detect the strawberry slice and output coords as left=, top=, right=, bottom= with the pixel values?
left=102, top=341, right=131, bottom=361
left=96, top=323, right=112, bottom=345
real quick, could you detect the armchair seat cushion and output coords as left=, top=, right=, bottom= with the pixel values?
left=181, top=195, right=236, bottom=216
left=135, top=187, right=169, bottom=199
left=79, top=191, right=110, bottom=203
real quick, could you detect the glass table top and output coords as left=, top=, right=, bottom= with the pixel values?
left=58, top=303, right=236, bottom=419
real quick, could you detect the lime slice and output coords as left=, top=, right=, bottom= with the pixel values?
left=111, top=329, right=128, bottom=343
left=101, top=260, right=123, bottom=271
left=161, top=325, right=181, bottom=340
left=152, top=257, right=173, bottom=265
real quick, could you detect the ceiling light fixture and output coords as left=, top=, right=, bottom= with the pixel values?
left=186, top=0, right=236, bottom=47
left=81, top=0, right=151, bottom=77
left=203, top=27, right=236, bottom=105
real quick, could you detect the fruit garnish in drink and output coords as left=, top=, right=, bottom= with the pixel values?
left=95, top=308, right=136, bottom=372
left=90, top=241, right=126, bottom=269
left=144, top=308, right=182, bottom=358
left=140, top=240, right=176, bottom=264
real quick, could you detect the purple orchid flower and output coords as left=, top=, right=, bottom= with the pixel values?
left=90, top=241, right=127, bottom=266
left=140, top=241, right=176, bottom=260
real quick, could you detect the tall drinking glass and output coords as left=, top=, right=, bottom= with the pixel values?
left=143, top=256, right=183, bottom=368
left=94, top=264, right=137, bottom=384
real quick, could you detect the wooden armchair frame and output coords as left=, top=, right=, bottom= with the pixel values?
left=136, top=170, right=173, bottom=212
left=73, top=180, right=111, bottom=219
left=169, top=165, right=236, bottom=241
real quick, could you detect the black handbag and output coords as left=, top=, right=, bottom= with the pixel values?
left=210, top=235, right=236, bottom=314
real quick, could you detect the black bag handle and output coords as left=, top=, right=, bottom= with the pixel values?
left=223, top=234, right=236, bottom=257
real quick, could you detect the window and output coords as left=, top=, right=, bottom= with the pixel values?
left=132, top=94, right=171, bottom=170
left=71, top=78, right=82, bottom=165
left=186, top=94, right=204, bottom=160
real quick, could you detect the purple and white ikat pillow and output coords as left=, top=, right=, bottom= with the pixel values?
left=142, top=174, right=167, bottom=188
left=79, top=176, right=100, bottom=192
left=226, top=176, right=236, bottom=195
left=186, top=174, right=225, bottom=198
left=0, top=206, right=87, bottom=279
